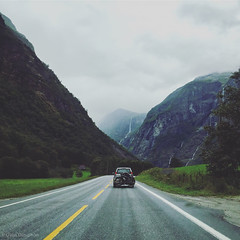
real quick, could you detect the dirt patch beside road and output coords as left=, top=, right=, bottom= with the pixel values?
left=174, top=194, right=240, bottom=227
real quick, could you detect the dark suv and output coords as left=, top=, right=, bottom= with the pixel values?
left=113, top=167, right=135, bottom=188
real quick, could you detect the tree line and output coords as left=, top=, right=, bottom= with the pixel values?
left=202, top=69, right=240, bottom=182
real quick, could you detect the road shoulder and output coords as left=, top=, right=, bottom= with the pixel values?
left=171, top=194, right=240, bottom=228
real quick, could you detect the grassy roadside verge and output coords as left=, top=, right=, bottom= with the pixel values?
left=0, top=171, right=94, bottom=199
left=136, top=165, right=240, bottom=196
left=136, top=173, right=210, bottom=196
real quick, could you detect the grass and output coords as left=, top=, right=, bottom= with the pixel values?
left=175, top=164, right=207, bottom=175
left=0, top=171, right=94, bottom=199
left=136, top=165, right=240, bottom=196
left=137, top=173, right=210, bottom=196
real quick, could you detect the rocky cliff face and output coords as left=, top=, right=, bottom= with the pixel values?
left=98, top=109, right=146, bottom=143
left=122, top=73, right=231, bottom=167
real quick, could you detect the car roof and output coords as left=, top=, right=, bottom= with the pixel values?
left=116, top=167, right=131, bottom=169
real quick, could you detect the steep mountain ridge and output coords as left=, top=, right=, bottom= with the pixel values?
left=98, top=109, right=146, bottom=143
left=122, top=72, right=231, bottom=167
left=0, top=12, right=34, bottom=51
left=0, top=14, right=136, bottom=178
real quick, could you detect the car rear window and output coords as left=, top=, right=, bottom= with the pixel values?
left=117, top=169, right=131, bottom=173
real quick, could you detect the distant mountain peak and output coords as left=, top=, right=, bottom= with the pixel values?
left=193, top=72, right=231, bottom=84
left=98, top=109, right=146, bottom=143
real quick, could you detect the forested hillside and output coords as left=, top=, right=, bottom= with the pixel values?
left=0, top=14, right=147, bottom=178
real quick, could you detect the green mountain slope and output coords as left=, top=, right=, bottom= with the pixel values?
left=0, top=14, right=137, bottom=178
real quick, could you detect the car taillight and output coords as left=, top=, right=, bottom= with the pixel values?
left=131, top=172, right=133, bottom=175
left=115, top=172, right=117, bottom=175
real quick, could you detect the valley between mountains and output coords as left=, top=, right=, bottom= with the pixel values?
left=99, top=72, right=232, bottom=168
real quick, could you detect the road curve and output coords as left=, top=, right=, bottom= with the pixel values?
left=0, top=176, right=239, bottom=240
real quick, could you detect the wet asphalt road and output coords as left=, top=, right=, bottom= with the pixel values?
left=0, top=176, right=239, bottom=240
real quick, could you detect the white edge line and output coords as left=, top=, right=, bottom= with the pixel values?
left=0, top=177, right=103, bottom=210
left=137, top=183, right=231, bottom=240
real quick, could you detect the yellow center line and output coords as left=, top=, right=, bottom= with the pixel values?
left=43, top=182, right=110, bottom=239
left=43, top=205, right=88, bottom=240
left=92, top=189, right=104, bottom=200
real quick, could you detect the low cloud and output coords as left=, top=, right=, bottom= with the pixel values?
left=179, top=1, right=240, bottom=30
left=1, top=0, right=240, bottom=123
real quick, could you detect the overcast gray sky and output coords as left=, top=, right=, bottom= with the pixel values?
left=1, top=0, right=240, bottom=124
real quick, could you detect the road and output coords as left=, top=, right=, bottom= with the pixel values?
left=0, top=176, right=239, bottom=240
